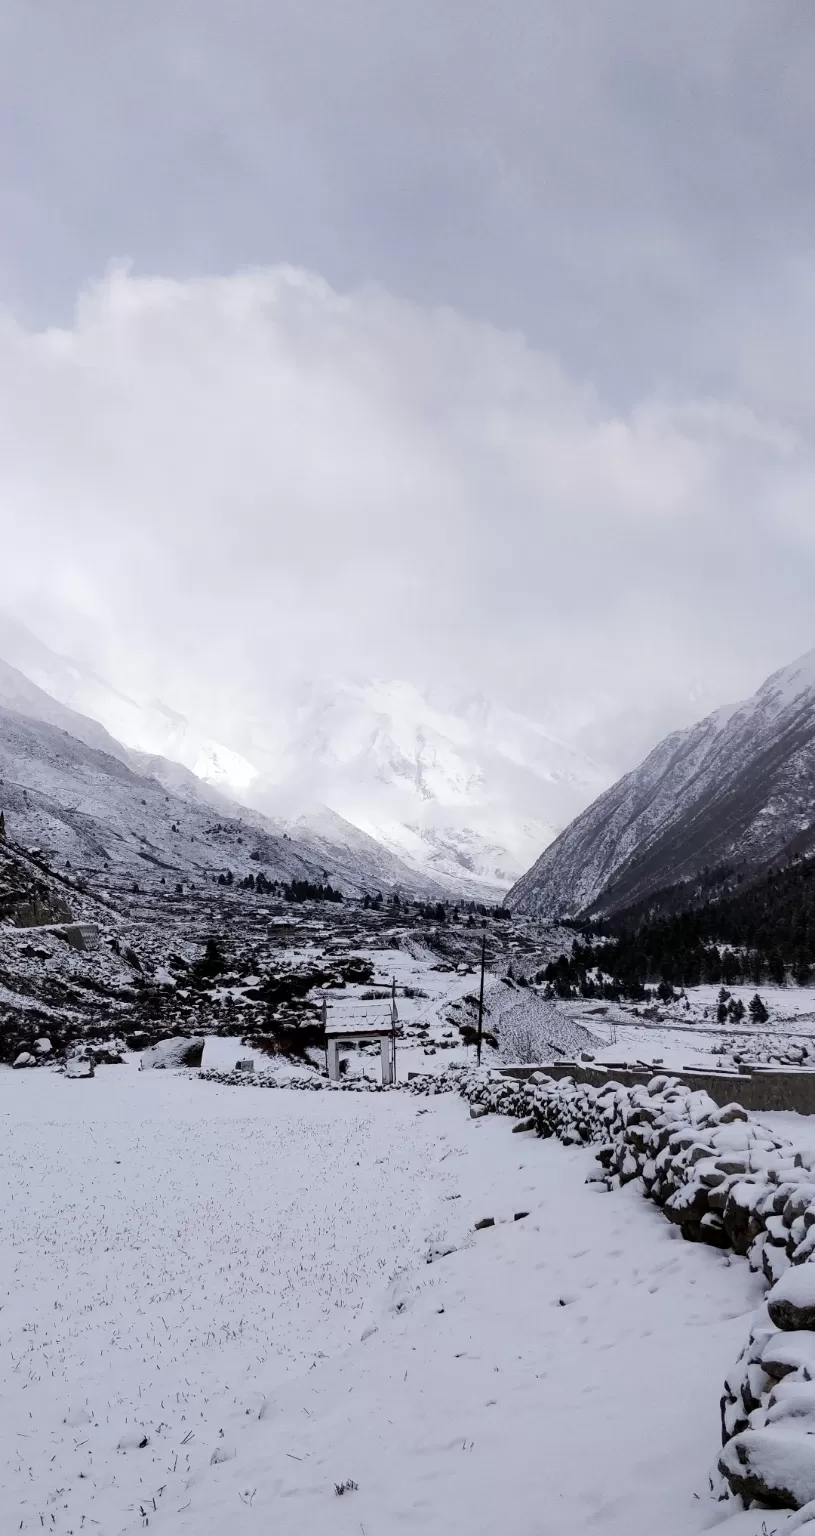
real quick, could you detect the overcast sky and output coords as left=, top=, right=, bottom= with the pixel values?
left=2, top=1, right=815, bottom=768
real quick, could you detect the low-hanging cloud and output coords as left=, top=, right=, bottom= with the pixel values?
left=0, top=263, right=813, bottom=767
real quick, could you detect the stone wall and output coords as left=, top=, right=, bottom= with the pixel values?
left=419, top=1064, right=815, bottom=1516
left=501, top=1060, right=815, bottom=1115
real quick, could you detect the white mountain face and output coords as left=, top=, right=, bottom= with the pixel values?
left=0, top=615, right=258, bottom=793
left=0, top=677, right=452, bottom=899
left=508, top=647, right=815, bottom=921
left=0, top=618, right=610, bottom=894
left=231, top=678, right=610, bottom=889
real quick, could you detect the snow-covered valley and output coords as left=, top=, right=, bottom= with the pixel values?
left=5, top=808, right=815, bottom=1534
left=5, top=626, right=815, bottom=1536
left=1, top=1065, right=764, bottom=1536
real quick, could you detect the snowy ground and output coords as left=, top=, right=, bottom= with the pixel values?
left=1, top=1064, right=773, bottom=1536
left=555, top=985, right=815, bottom=1076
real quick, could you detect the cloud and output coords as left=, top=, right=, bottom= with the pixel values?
left=2, top=1, right=814, bottom=416
left=1, top=263, right=814, bottom=767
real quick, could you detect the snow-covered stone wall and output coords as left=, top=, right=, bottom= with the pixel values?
left=425, top=1065, right=815, bottom=1515
left=199, top=1066, right=394, bottom=1092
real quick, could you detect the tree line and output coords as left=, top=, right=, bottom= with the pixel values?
left=542, top=853, right=815, bottom=999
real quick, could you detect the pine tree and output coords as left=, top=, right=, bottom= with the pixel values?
left=749, top=993, right=769, bottom=1024
left=793, top=954, right=813, bottom=986
left=195, top=937, right=225, bottom=978
left=768, top=950, right=786, bottom=987
left=0, top=809, right=6, bottom=841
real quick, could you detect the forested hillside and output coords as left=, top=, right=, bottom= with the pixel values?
left=543, top=854, right=815, bottom=999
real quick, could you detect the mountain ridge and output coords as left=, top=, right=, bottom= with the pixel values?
left=0, top=666, right=455, bottom=899
left=0, top=616, right=610, bottom=892
left=507, top=647, right=815, bottom=920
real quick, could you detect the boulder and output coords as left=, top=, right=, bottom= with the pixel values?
left=769, top=1266, right=815, bottom=1332
left=65, top=1055, right=95, bottom=1079
left=723, top=1182, right=764, bottom=1254
left=89, top=1046, right=124, bottom=1065
left=698, top=1212, right=729, bottom=1248
left=12, top=1051, right=36, bottom=1069
left=138, top=1037, right=205, bottom=1070
left=765, top=1244, right=792, bottom=1287
left=762, top=1331, right=815, bottom=1382
left=767, top=1383, right=815, bottom=1430
left=720, top=1428, right=815, bottom=1508
left=793, top=1230, right=815, bottom=1266
left=784, top=1188, right=815, bottom=1226
left=710, top=1103, right=750, bottom=1125
left=664, top=1181, right=710, bottom=1227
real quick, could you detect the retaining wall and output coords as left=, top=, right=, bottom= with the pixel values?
left=501, top=1061, right=815, bottom=1115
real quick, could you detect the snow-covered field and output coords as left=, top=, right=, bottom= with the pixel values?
left=556, top=985, right=815, bottom=1076
left=1, top=1063, right=770, bottom=1536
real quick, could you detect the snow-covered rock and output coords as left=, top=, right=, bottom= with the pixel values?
left=65, top=1055, right=95, bottom=1078
left=720, top=1428, right=815, bottom=1509
left=12, top=1051, right=36, bottom=1069
left=769, top=1269, right=815, bottom=1334
left=760, top=1333, right=815, bottom=1383
left=139, top=1037, right=205, bottom=1070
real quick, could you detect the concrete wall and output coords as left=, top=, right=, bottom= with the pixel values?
left=500, top=1061, right=815, bottom=1115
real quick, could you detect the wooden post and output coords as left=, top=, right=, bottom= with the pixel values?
left=476, top=934, right=486, bottom=1067
left=321, top=997, right=328, bottom=1076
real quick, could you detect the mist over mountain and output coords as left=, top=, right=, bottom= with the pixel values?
left=0, top=616, right=610, bottom=893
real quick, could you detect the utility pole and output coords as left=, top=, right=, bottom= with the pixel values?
left=391, top=976, right=398, bottom=1083
left=476, top=933, right=486, bottom=1067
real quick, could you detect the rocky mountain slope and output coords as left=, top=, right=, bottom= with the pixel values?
left=0, top=614, right=256, bottom=790
left=508, top=648, right=815, bottom=920
left=0, top=670, right=448, bottom=899
left=0, top=616, right=608, bottom=891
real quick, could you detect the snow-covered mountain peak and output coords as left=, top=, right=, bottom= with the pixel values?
left=0, top=613, right=258, bottom=797
left=755, top=648, right=815, bottom=712
left=509, top=643, right=815, bottom=920
left=0, top=617, right=611, bottom=893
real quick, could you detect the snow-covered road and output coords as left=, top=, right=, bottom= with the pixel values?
left=1, top=1068, right=765, bottom=1536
